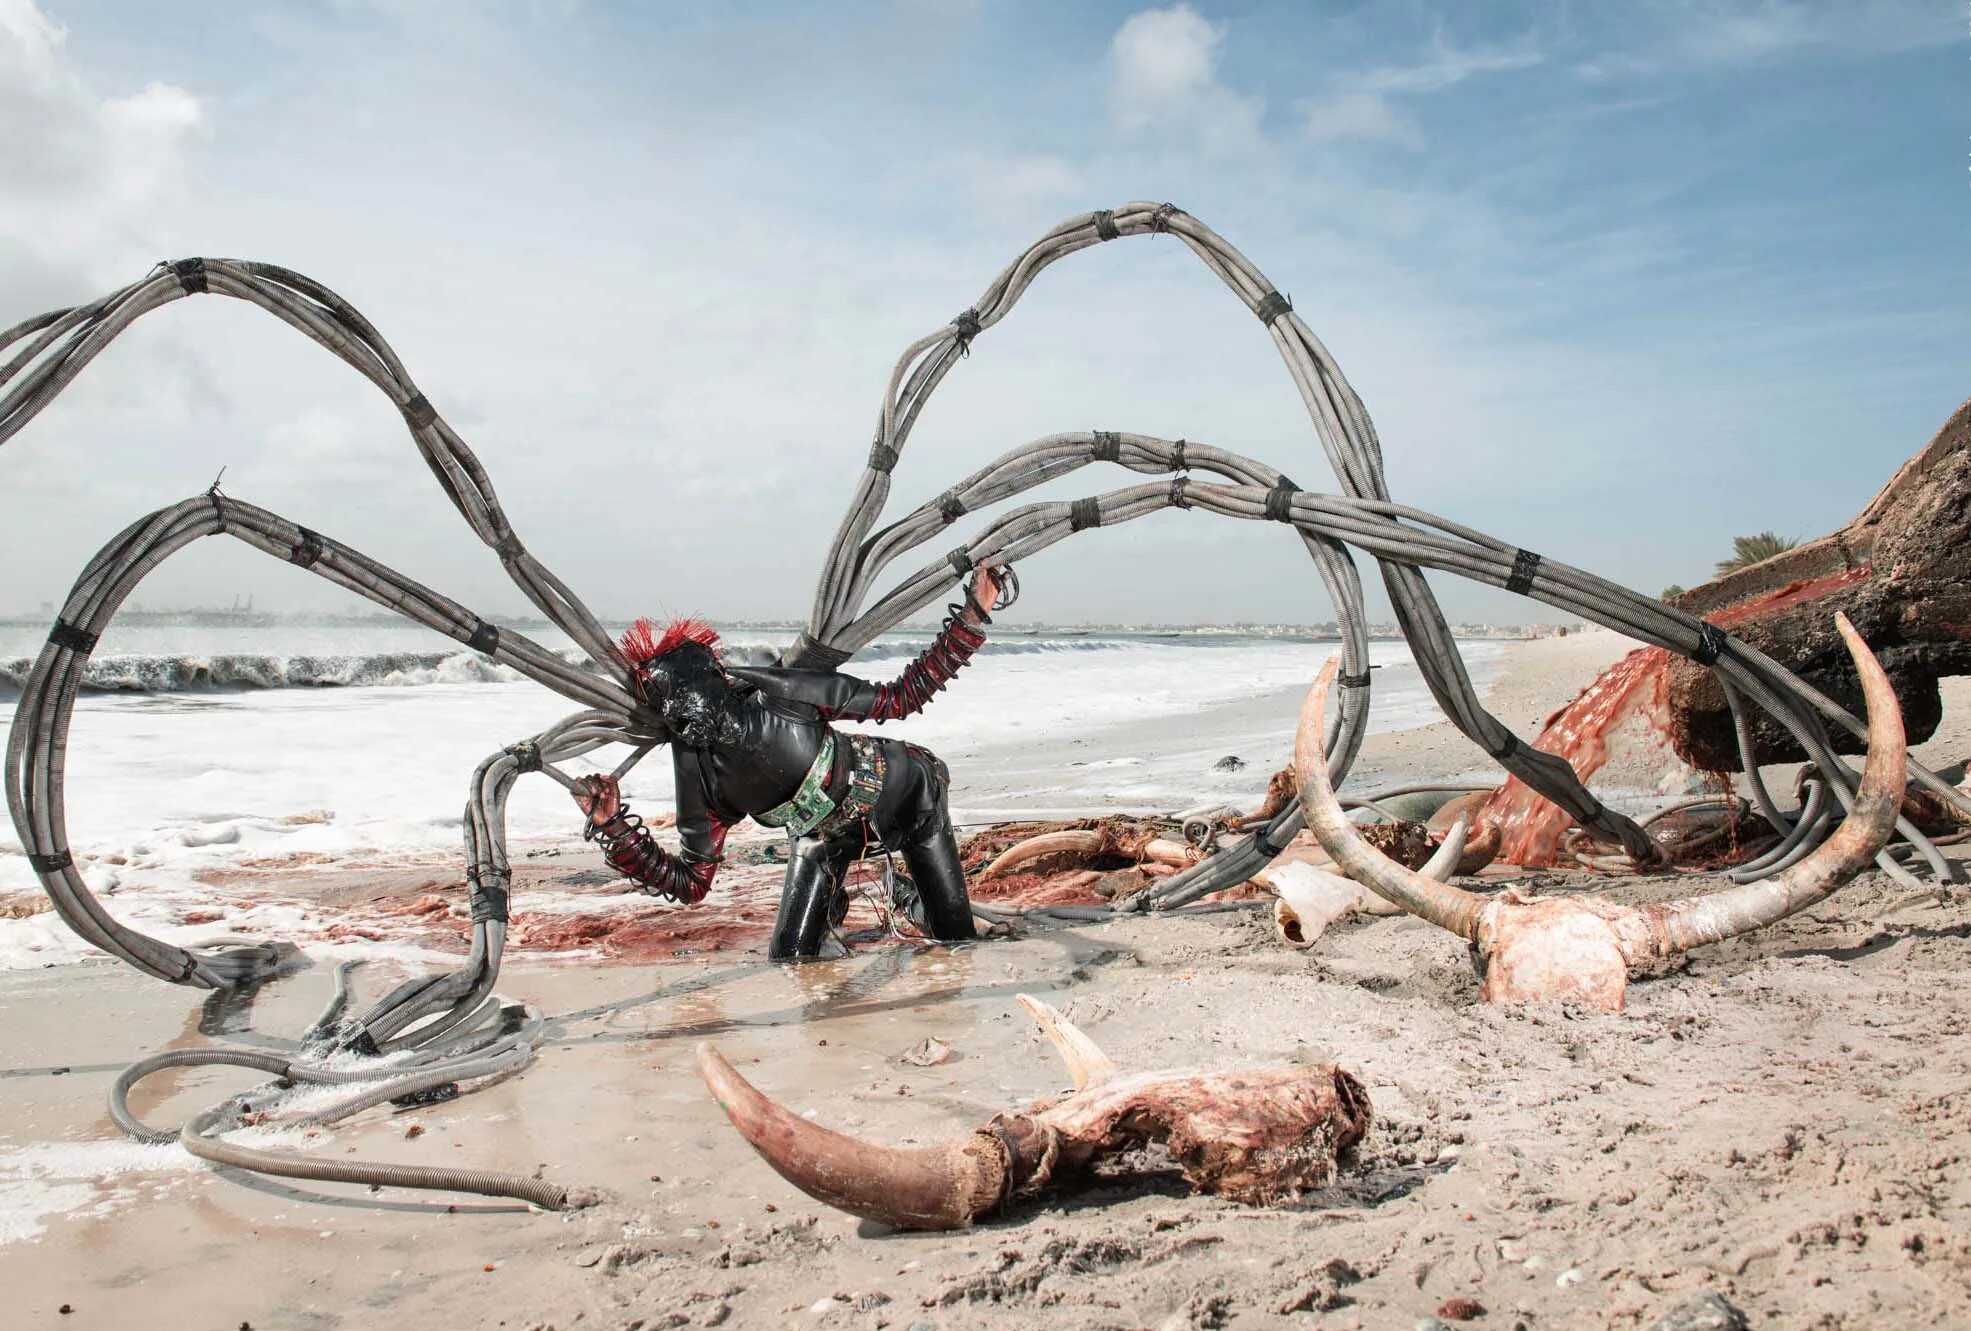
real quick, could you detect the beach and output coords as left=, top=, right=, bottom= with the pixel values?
left=3, top=627, right=1970, bottom=1330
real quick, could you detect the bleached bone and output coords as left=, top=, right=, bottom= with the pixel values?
left=1292, top=614, right=1905, bottom=1009
left=697, top=994, right=1368, bottom=1230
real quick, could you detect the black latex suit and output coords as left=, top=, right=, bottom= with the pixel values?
left=585, top=600, right=992, bottom=960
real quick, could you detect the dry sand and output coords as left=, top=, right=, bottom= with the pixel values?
left=4, top=630, right=1970, bottom=1330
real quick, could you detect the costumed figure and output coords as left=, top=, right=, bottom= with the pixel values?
left=572, top=565, right=1012, bottom=960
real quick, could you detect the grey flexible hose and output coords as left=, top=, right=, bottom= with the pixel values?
left=2, top=205, right=1952, bottom=1011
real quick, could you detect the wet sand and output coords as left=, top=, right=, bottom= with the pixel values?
left=4, top=631, right=1970, bottom=1330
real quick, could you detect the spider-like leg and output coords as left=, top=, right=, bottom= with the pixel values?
left=0, top=258, right=633, bottom=675
left=7, top=490, right=649, bottom=990
left=346, top=711, right=647, bottom=1052
left=788, top=203, right=1964, bottom=901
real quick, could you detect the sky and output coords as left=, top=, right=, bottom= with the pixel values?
left=0, top=0, right=1963, bottom=628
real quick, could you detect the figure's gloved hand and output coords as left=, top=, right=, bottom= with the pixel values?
left=574, top=774, right=622, bottom=828
left=963, top=563, right=1015, bottom=627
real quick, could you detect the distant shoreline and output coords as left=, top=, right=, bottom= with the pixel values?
left=0, top=610, right=1575, bottom=641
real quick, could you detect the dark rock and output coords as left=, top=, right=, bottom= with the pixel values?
left=1650, top=1290, right=1749, bottom=1331
left=1213, top=755, right=1246, bottom=771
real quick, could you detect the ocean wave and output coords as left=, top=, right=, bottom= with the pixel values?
left=0, top=636, right=1186, bottom=696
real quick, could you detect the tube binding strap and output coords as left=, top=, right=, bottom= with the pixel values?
left=1092, top=210, right=1120, bottom=241
left=1069, top=497, right=1102, bottom=532
left=467, top=620, right=500, bottom=655
left=1255, top=290, right=1292, bottom=326
left=938, top=492, right=967, bottom=524
left=1505, top=548, right=1542, bottom=596
left=28, top=850, right=73, bottom=874
left=1091, top=431, right=1121, bottom=462
left=1169, top=439, right=1187, bottom=472
left=402, top=394, right=437, bottom=430
left=1338, top=670, right=1372, bottom=689
left=1265, top=481, right=1297, bottom=523
left=466, top=867, right=511, bottom=923
left=868, top=443, right=898, bottom=474
left=169, top=257, right=207, bottom=295
left=786, top=633, right=851, bottom=670
left=504, top=742, right=542, bottom=774
left=288, top=527, right=325, bottom=569
left=1169, top=476, right=1191, bottom=510
left=1487, top=732, right=1523, bottom=761
left=951, top=309, right=982, bottom=353
left=1150, top=203, right=1182, bottom=233
left=494, top=533, right=525, bottom=560
left=946, top=548, right=974, bottom=577
left=48, top=620, right=98, bottom=655
left=1693, top=623, right=1729, bottom=666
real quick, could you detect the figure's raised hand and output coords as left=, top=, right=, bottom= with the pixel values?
left=575, top=774, right=622, bottom=827
left=967, top=564, right=1013, bottom=621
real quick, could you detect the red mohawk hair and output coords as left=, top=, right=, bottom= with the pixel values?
left=620, top=616, right=721, bottom=666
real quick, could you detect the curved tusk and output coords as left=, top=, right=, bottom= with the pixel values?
left=981, top=829, right=1106, bottom=879
left=695, top=1043, right=1006, bottom=1230
left=1016, top=994, right=1117, bottom=1090
left=1295, top=658, right=1486, bottom=939
left=1419, top=815, right=1469, bottom=882
left=1139, top=837, right=1196, bottom=868
left=1629, top=614, right=1907, bottom=957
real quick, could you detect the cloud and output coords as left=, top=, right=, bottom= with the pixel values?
left=1107, top=5, right=1262, bottom=152
left=1301, top=91, right=1422, bottom=149
left=1357, top=40, right=1546, bottom=96
left=1295, top=35, right=1541, bottom=149
left=0, top=0, right=204, bottom=294
left=1577, top=1, right=1954, bottom=78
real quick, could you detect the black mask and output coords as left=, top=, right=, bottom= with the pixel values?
left=640, top=641, right=736, bottom=747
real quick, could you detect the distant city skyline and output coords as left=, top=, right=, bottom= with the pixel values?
left=0, top=1, right=1960, bottom=631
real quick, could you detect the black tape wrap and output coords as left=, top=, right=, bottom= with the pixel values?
left=288, top=527, right=325, bottom=569
left=169, top=257, right=207, bottom=295
left=1150, top=203, right=1182, bottom=233
left=1255, top=290, right=1293, bottom=326
left=28, top=849, right=73, bottom=875
left=48, top=620, right=98, bottom=655
left=495, top=533, right=525, bottom=560
left=786, top=633, right=852, bottom=670
left=947, top=548, right=974, bottom=578
left=1265, top=481, right=1298, bottom=523
left=505, top=742, right=542, bottom=774
left=1169, top=476, right=1191, bottom=510
left=467, top=867, right=511, bottom=923
left=1091, top=431, right=1121, bottom=462
left=1692, top=623, right=1729, bottom=666
left=951, top=309, right=982, bottom=351
left=1169, top=439, right=1187, bottom=472
left=1069, top=497, right=1103, bottom=532
left=868, top=442, right=898, bottom=474
left=1092, top=210, right=1120, bottom=241
left=938, top=492, right=967, bottom=524
left=1488, top=732, right=1523, bottom=761
left=402, top=394, right=437, bottom=430
left=467, top=620, right=500, bottom=655
left=1338, top=669, right=1372, bottom=689
left=1505, top=548, right=1542, bottom=596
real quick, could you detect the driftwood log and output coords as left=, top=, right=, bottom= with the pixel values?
left=1665, top=398, right=1971, bottom=769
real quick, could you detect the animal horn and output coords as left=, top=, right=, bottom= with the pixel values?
left=1017, top=994, right=1116, bottom=1090
left=1295, top=657, right=1486, bottom=939
left=1626, top=614, right=1906, bottom=957
left=1418, top=814, right=1469, bottom=883
left=696, top=1043, right=1007, bottom=1230
left=981, top=829, right=1106, bottom=879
